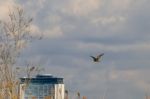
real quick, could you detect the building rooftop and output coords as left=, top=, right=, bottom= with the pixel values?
left=20, top=74, right=64, bottom=84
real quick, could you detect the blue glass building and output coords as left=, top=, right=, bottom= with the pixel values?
left=20, top=74, right=65, bottom=99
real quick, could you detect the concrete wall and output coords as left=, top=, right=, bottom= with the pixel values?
left=55, top=84, right=65, bottom=99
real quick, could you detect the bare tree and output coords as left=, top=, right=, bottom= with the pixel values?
left=0, top=6, right=37, bottom=99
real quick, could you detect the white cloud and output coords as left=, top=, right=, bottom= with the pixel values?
left=48, top=15, right=61, bottom=24
left=110, top=0, right=133, bottom=11
left=17, top=0, right=46, bottom=18
left=30, top=24, right=41, bottom=36
left=36, top=0, right=46, bottom=8
left=62, top=0, right=102, bottom=16
left=44, top=26, right=64, bottom=38
left=108, top=69, right=150, bottom=91
left=76, top=41, right=150, bottom=53
left=102, top=0, right=139, bottom=15
left=91, top=16, right=126, bottom=26
left=0, top=0, right=15, bottom=20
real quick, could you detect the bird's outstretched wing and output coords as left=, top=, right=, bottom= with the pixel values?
left=90, top=56, right=96, bottom=60
left=97, top=53, right=104, bottom=58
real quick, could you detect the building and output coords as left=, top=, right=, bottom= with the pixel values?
left=20, top=74, right=65, bottom=99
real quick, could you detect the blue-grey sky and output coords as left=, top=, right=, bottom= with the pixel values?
left=1, top=0, right=150, bottom=99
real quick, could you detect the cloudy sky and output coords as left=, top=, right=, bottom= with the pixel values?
left=1, top=0, right=150, bottom=99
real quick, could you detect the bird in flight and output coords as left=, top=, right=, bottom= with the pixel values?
left=90, top=53, right=104, bottom=62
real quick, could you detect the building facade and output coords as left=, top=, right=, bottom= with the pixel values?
left=20, top=74, right=65, bottom=99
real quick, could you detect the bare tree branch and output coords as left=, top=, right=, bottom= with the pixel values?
left=0, top=6, right=40, bottom=99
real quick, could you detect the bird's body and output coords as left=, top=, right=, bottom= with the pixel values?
left=90, top=53, right=104, bottom=62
